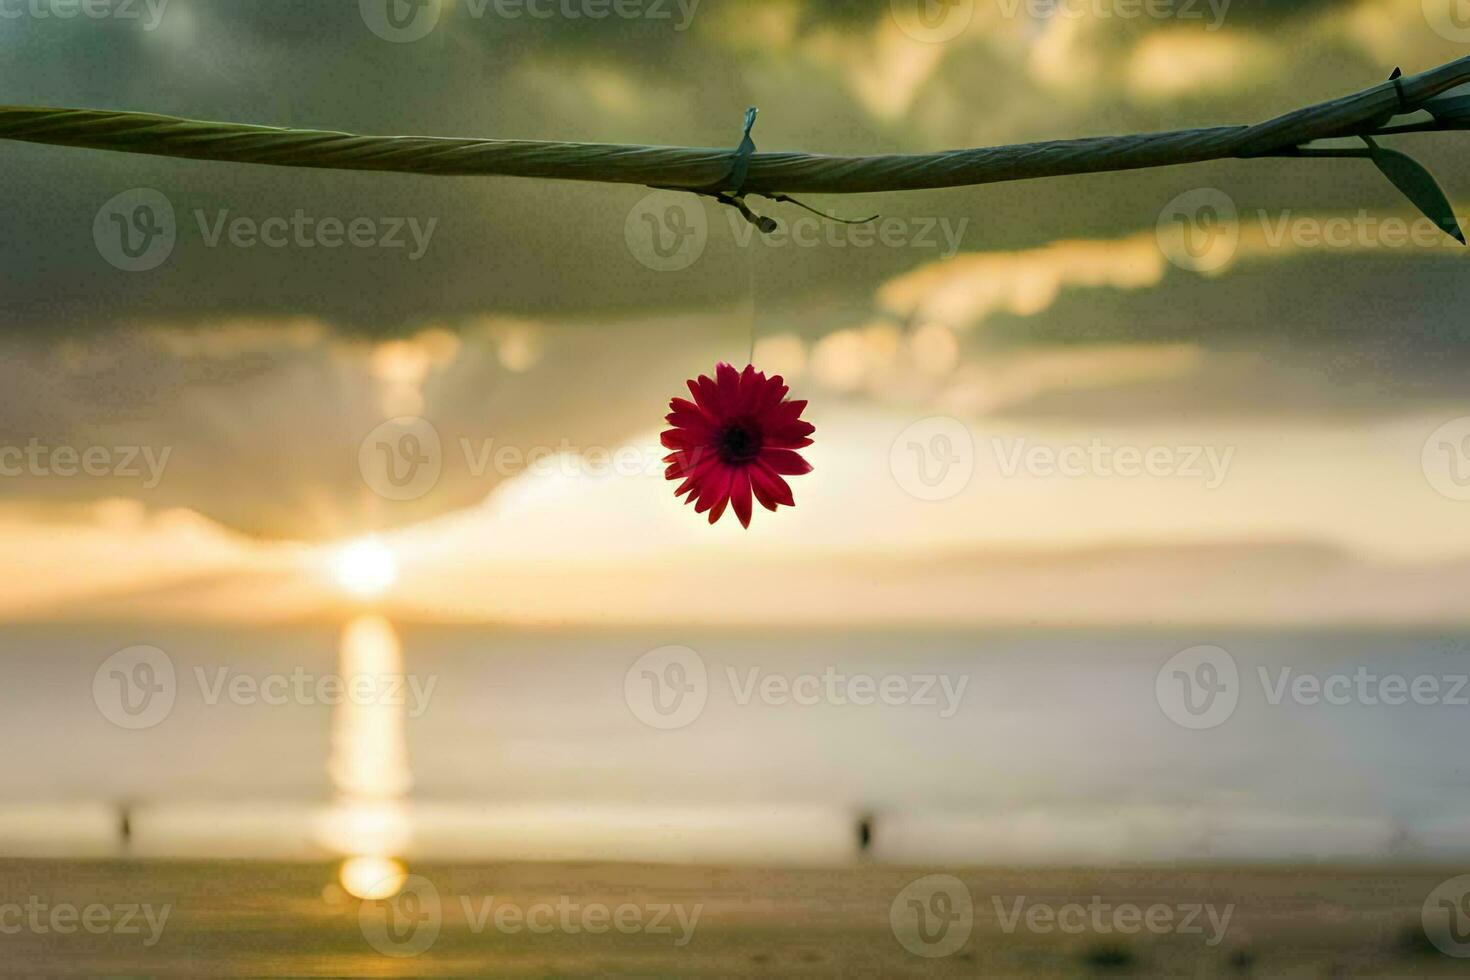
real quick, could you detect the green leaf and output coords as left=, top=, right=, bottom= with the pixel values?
left=1369, top=147, right=1465, bottom=244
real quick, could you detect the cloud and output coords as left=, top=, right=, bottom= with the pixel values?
left=876, top=233, right=1168, bottom=332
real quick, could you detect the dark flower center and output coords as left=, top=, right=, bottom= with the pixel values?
left=716, top=419, right=762, bottom=464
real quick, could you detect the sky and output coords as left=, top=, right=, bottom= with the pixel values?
left=3, top=0, right=1470, bottom=624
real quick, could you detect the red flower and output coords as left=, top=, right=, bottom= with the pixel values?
left=662, top=363, right=815, bottom=527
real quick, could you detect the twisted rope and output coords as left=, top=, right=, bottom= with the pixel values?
left=1, top=56, right=1468, bottom=195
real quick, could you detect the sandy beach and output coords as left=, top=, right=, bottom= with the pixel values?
left=3, top=859, right=1469, bottom=977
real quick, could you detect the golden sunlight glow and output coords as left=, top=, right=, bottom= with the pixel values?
left=323, top=615, right=413, bottom=902
left=329, top=616, right=411, bottom=797
left=1126, top=31, right=1276, bottom=103
left=331, top=538, right=399, bottom=599
left=339, top=855, right=408, bottom=900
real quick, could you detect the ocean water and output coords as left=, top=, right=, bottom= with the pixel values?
left=3, top=621, right=1469, bottom=863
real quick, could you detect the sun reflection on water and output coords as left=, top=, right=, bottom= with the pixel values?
left=319, top=613, right=413, bottom=899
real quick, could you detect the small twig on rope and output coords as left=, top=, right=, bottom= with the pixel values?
left=680, top=107, right=881, bottom=230
left=3, top=56, right=1470, bottom=238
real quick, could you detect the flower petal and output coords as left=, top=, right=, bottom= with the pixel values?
left=664, top=409, right=713, bottom=434
left=708, top=466, right=737, bottom=523
left=736, top=364, right=763, bottom=414
left=751, top=459, right=795, bottom=507
left=667, top=397, right=710, bottom=422
left=715, top=362, right=741, bottom=409
left=692, top=464, right=731, bottom=514
left=773, top=399, right=808, bottom=422
left=660, top=429, right=692, bottom=450
left=688, top=375, right=721, bottom=414
left=757, top=378, right=789, bottom=412
left=730, top=469, right=753, bottom=528
left=749, top=477, right=778, bottom=511
left=760, top=448, right=813, bottom=476
left=763, top=419, right=816, bottom=449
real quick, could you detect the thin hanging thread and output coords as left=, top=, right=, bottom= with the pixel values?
left=744, top=236, right=757, bottom=366
left=706, top=106, right=761, bottom=367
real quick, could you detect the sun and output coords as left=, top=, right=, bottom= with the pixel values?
left=331, top=537, right=399, bottom=599
left=339, top=855, right=408, bottom=900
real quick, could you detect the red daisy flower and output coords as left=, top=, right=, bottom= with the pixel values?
left=662, top=363, right=815, bottom=527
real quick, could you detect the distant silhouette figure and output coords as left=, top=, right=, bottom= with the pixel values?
left=855, top=810, right=875, bottom=859
left=117, top=802, right=133, bottom=852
